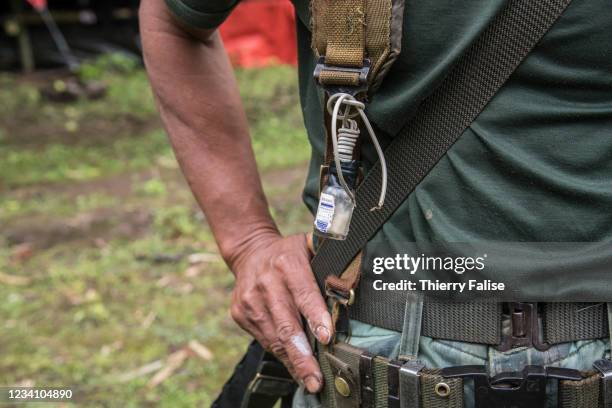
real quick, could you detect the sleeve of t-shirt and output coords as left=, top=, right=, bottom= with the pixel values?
left=164, top=0, right=240, bottom=29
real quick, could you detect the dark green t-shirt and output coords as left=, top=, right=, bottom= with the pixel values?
left=165, top=0, right=612, bottom=299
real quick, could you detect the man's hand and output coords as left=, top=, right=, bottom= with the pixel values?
left=230, top=233, right=332, bottom=393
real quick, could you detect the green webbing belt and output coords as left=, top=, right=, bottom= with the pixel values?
left=319, top=345, right=337, bottom=408
left=320, top=343, right=466, bottom=408
left=323, top=345, right=611, bottom=408
left=310, top=0, right=574, bottom=330
left=559, top=374, right=602, bottom=408
left=373, top=357, right=389, bottom=408
left=419, top=302, right=502, bottom=345
left=318, top=305, right=612, bottom=408
left=351, top=301, right=608, bottom=347
left=543, top=302, right=610, bottom=345
left=420, top=370, right=463, bottom=408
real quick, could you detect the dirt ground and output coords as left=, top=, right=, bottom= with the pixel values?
left=0, top=57, right=311, bottom=407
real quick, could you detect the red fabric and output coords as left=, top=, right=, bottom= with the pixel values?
left=219, top=0, right=297, bottom=67
left=26, top=0, right=47, bottom=11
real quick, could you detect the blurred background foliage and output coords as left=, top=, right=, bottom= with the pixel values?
left=0, top=54, right=312, bottom=406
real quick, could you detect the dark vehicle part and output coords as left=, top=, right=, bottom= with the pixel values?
left=1, top=0, right=141, bottom=71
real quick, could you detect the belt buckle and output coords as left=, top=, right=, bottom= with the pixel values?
left=497, top=302, right=551, bottom=352
left=313, top=56, right=371, bottom=96
left=441, top=365, right=582, bottom=408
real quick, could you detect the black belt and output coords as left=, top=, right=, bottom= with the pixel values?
left=349, top=301, right=609, bottom=350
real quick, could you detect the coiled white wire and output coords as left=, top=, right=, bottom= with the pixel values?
left=336, top=119, right=360, bottom=162
left=327, top=93, right=388, bottom=211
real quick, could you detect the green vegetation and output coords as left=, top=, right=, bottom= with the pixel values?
left=0, top=54, right=310, bottom=189
left=0, top=55, right=311, bottom=407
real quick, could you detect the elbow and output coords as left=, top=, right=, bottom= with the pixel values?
left=139, top=0, right=217, bottom=45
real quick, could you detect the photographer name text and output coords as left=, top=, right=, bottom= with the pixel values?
left=370, top=254, right=505, bottom=292
left=372, top=279, right=505, bottom=292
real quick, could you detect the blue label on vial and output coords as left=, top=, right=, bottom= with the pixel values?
left=314, top=193, right=335, bottom=233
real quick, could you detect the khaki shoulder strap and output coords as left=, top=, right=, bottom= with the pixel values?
left=311, top=0, right=404, bottom=95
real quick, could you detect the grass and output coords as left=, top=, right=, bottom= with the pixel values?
left=2, top=130, right=172, bottom=186
left=0, top=54, right=312, bottom=407
left=0, top=55, right=310, bottom=189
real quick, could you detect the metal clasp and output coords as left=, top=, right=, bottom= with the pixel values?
left=441, top=365, right=582, bottom=408
left=386, top=359, right=425, bottom=408
left=325, top=287, right=355, bottom=306
left=497, top=302, right=550, bottom=352
left=594, top=359, right=612, bottom=408
left=313, top=56, right=371, bottom=96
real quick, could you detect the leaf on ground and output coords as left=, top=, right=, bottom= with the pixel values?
left=156, top=275, right=174, bottom=288
left=183, top=265, right=202, bottom=278
left=100, top=341, right=123, bottom=357
left=147, top=349, right=189, bottom=389
left=116, top=360, right=164, bottom=383
left=0, top=272, right=31, bottom=286
left=177, top=283, right=194, bottom=294
left=141, top=311, right=157, bottom=329
left=187, top=340, right=213, bottom=362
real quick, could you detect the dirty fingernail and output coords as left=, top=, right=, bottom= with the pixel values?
left=304, top=375, right=321, bottom=393
left=316, top=326, right=331, bottom=344
left=322, top=312, right=333, bottom=331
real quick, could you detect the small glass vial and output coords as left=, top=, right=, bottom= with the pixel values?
left=314, top=161, right=359, bottom=240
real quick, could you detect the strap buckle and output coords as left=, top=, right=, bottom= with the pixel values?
left=248, top=372, right=295, bottom=396
left=313, top=56, right=371, bottom=96
left=325, top=284, right=355, bottom=306
left=246, top=357, right=295, bottom=397
left=325, top=288, right=355, bottom=306
left=441, top=365, right=582, bottom=408
left=497, top=302, right=550, bottom=352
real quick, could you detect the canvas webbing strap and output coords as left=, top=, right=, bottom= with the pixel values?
left=311, top=0, right=404, bottom=92
left=354, top=301, right=608, bottom=347
left=311, top=0, right=574, bottom=329
left=319, top=344, right=338, bottom=408
left=559, top=373, right=602, bottom=408
left=322, top=340, right=612, bottom=408
left=395, top=302, right=606, bottom=347
left=320, top=343, right=465, bottom=408
left=319, top=0, right=364, bottom=68
left=326, top=253, right=363, bottom=339
left=397, top=292, right=423, bottom=361
left=419, top=370, right=463, bottom=408
left=543, top=302, right=610, bottom=345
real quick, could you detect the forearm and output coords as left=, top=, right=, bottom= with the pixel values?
left=140, top=0, right=278, bottom=267
left=140, top=3, right=329, bottom=389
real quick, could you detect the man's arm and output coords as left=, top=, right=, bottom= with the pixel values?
left=139, top=0, right=331, bottom=393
